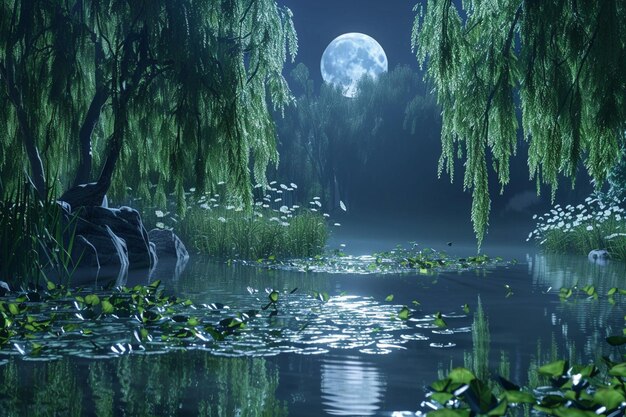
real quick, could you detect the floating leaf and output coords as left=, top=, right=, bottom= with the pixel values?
left=609, top=363, right=626, bottom=377
left=607, top=336, right=626, bottom=346
left=427, top=409, right=470, bottom=417
left=385, top=294, right=394, bottom=302
left=503, top=390, right=535, bottom=404
left=397, top=306, right=410, bottom=320
left=462, top=304, right=470, bottom=314
left=269, top=291, right=279, bottom=303
left=593, top=388, right=625, bottom=410
left=538, top=360, right=568, bottom=377
left=101, top=300, right=114, bottom=314
left=84, top=294, right=100, bottom=306
left=448, top=368, right=476, bottom=384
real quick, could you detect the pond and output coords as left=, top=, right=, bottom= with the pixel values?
left=1, top=247, right=624, bottom=417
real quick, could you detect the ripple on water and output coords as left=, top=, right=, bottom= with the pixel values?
left=0, top=288, right=467, bottom=361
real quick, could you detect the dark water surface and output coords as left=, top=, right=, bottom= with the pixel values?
left=1, top=249, right=625, bottom=416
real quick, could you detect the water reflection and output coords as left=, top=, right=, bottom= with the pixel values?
left=321, top=356, right=385, bottom=416
left=0, top=352, right=286, bottom=417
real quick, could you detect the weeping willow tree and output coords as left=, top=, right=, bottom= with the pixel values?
left=412, top=0, right=625, bottom=247
left=0, top=0, right=297, bottom=208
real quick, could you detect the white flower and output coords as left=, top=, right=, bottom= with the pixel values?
left=218, top=217, right=226, bottom=223
left=557, top=221, right=564, bottom=228
left=586, top=225, right=593, bottom=231
left=155, top=210, right=165, bottom=218
left=616, top=214, right=622, bottom=221
left=290, top=183, right=298, bottom=189
left=156, top=222, right=165, bottom=229
left=333, top=223, right=341, bottom=227
left=279, top=205, right=289, bottom=214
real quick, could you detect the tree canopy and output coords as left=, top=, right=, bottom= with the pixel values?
left=412, top=0, right=625, bottom=247
left=0, top=0, right=297, bottom=208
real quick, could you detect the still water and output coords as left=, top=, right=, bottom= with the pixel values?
left=0, top=250, right=624, bottom=416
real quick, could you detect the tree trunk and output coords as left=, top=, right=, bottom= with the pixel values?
left=73, top=88, right=109, bottom=186
left=0, top=61, right=46, bottom=199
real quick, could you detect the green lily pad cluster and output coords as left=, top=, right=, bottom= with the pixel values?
left=0, top=280, right=263, bottom=358
left=426, top=358, right=626, bottom=417
left=247, top=244, right=509, bottom=275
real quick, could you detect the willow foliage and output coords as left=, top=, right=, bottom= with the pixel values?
left=412, top=0, right=625, bottom=247
left=0, top=0, right=297, bottom=207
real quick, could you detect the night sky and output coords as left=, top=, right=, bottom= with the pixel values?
left=278, top=0, right=419, bottom=85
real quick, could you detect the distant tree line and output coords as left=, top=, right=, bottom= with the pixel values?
left=273, top=64, right=441, bottom=212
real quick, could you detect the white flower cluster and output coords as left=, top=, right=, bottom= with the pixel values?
left=527, top=194, right=625, bottom=244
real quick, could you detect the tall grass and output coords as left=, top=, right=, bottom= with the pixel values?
left=528, top=194, right=626, bottom=260
left=146, top=182, right=331, bottom=260
left=0, top=182, right=80, bottom=287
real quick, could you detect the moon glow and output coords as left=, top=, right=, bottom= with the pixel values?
left=320, top=33, right=388, bottom=98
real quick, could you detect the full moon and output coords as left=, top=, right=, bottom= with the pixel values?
left=320, top=33, right=388, bottom=98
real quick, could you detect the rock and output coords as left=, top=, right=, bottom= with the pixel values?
left=148, top=229, right=190, bottom=263
left=77, top=206, right=154, bottom=268
left=0, top=281, right=10, bottom=296
left=60, top=181, right=109, bottom=209
left=71, top=235, right=100, bottom=269
left=588, top=249, right=609, bottom=264
left=76, top=225, right=129, bottom=270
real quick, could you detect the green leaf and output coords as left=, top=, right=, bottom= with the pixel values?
left=609, top=363, right=626, bottom=377
left=269, top=291, right=279, bottom=303
left=462, top=303, right=470, bottom=314
left=8, top=304, right=19, bottom=315
left=385, top=294, right=394, bottom=302
left=593, top=388, right=625, bottom=410
left=487, top=400, right=508, bottom=416
left=607, top=336, right=626, bottom=346
left=430, top=378, right=451, bottom=392
left=431, top=392, right=454, bottom=404
left=47, top=281, right=56, bottom=291
left=538, top=360, right=568, bottom=377
left=448, top=368, right=476, bottom=384
left=397, top=306, right=410, bottom=320
left=553, top=407, right=599, bottom=417
left=101, top=300, right=114, bottom=314
left=427, top=409, right=470, bottom=417
left=608, top=287, right=618, bottom=295
left=85, top=294, right=100, bottom=306
left=503, top=390, right=535, bottom=404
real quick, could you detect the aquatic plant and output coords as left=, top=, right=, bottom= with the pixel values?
left=423, top=285, right=626, bottom=417
left=0, top=181, right=80, bottom=287
left=528, top=194, right=626, bottom=259
left=249, top=243, right=507, bottom=274
left=147, top=183, right=329, bottom=260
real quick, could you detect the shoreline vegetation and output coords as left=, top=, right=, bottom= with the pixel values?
left=528, top=193, right=626, bottom=261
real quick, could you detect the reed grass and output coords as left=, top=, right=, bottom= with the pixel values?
left=146, top=182, right=331, bottom=260
left=0, top=181, right=80, bottom=287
